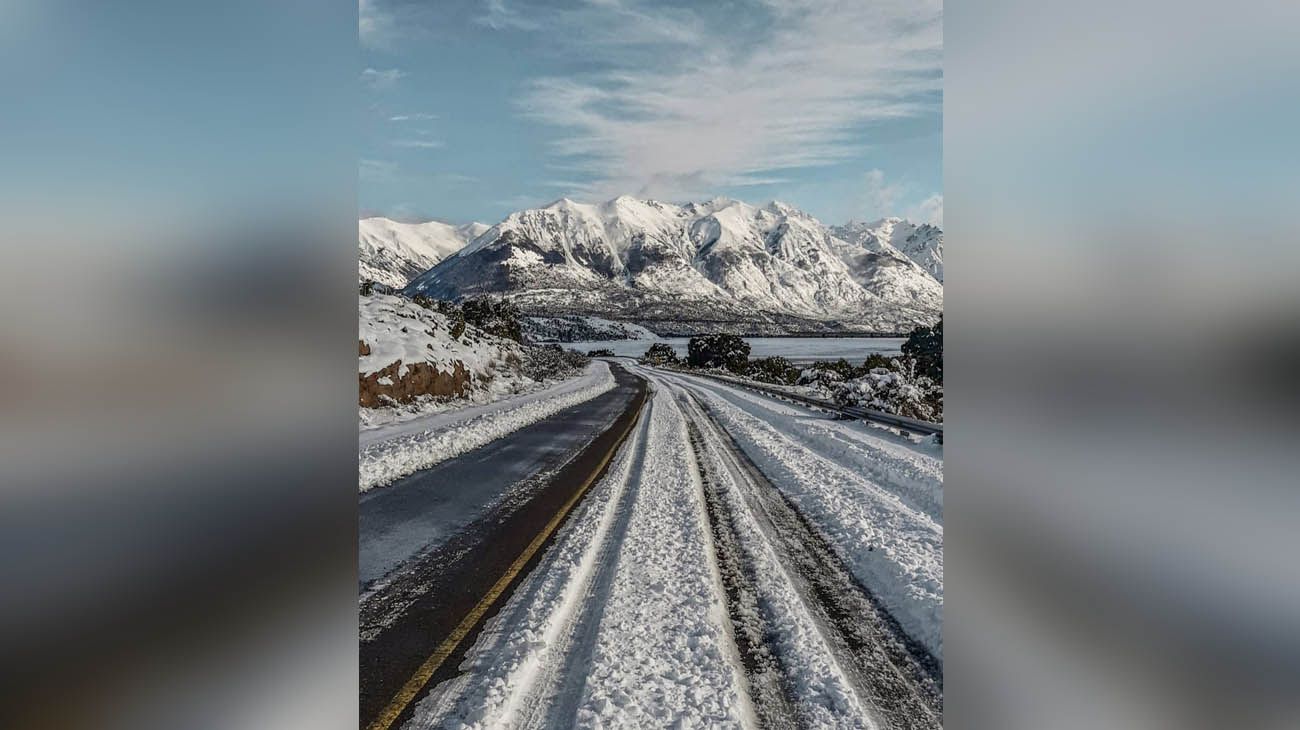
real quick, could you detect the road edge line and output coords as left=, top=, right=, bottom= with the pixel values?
left=364, top=373, right=648, bottom=730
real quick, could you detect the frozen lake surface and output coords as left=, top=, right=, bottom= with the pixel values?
left=566, top=336, right=906, bottom=364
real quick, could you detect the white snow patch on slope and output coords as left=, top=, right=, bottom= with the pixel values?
left=359, top=217, right=485, bottom=288
left=359, top=293, right=519, bottom=379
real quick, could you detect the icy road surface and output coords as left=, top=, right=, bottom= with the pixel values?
left=359, top=361, right=616, bottom=492
left=408, top=363, right=943, bottom=729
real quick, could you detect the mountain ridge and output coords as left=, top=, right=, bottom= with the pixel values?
left=401, top=196, right=942, bottom=335
left=832, top=217, right=944, bottom=283
left=359, top=217, right=489, bottom=289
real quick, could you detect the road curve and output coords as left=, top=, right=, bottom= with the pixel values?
left=359, top=363, right=648, bottom=730
left=406, top=362, right=942, bottom=729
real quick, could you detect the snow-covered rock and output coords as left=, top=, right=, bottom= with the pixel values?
left=359, top=217, right=489, bottom=288
left=830, top=366, right=942, bottom=422
left=832, top=217, right=944, bottom=283
left=359, top=293, right=518, bottom=406
left=405, top=197, right=943, bottom=334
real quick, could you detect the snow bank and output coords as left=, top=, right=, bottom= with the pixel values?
left=664, top=370, right=945, bottom=662
left=410, top=387, right=751, bottom=728
left=358, top=361, right=615, bottom=492
left=673, top=373, right=943, bottom=521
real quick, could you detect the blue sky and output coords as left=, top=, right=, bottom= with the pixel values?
left=360, top=0, right=942, bottom=227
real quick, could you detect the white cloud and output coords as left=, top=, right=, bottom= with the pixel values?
left=438, top=173, right=479, bottom=185
left=476, top=0, right=539, bottom=31
left=391, top=139, right=444, bottom=149
left=511, top=0, right=941, bottom=200
left=865, top=168, right=903, bottom=218
left=906, top=193, right=943, bottom=227
left=359, top=0, right=398, bottom=50
left=389, top=113, right=438, bottom=122
left=864, top=169, right=942, bottom=226
left=361, top=67, right=405, bottom=90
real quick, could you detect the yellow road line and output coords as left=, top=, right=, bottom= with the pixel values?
left=365, top=388, right=647, bottom=730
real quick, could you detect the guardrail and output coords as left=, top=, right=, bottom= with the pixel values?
left=670, top=368, right=944, bottom=442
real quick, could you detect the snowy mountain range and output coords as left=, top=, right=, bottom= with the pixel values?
left=397, top=196, right=942, bottom=335
left=831, top=217, right=943, bottom=283
left=359, top=217, right=489, bottom=288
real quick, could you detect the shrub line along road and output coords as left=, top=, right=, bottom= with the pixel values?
left=359, top=361, right=942, bottom=729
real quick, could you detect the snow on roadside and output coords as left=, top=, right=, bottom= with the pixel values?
left=662, top=369, right=945, bottom=663
left=410, top=388, right=752, bottom=728
left=360, top=293, right=518, bottom=379
left=674, top=387, right=873, bottom=727
left=667, top=372, right=944, bottom=521
left=358, top=361, right=615, bottom=492
left=406, top=398, right=651, bottom=729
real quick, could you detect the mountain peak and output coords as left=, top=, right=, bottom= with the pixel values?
left=830, top=217, right=943, bottom=283
left=358, top=217, right=481, bottom=289
left=405, top=193, right=942, bottom=332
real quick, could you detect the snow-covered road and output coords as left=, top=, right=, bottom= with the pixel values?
left=404, top=363, right=943, bottom=729
left=359, top=361, right=616, bottom=492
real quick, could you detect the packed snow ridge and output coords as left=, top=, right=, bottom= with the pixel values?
left=413, top=364, right=943, bottom=727
left=403, top=196, right=943, bottom=334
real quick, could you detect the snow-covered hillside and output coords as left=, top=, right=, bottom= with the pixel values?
left=358, top=293, right=610, bottom=490
left=360, top=293, right=583, bottom=415
left=405, top=196, right=942, bottom=334
left=523, top=314, right=659, bottom=343
left=359, top=293, right=525, bottom=409
left=359, top=217, right=489, bottom=288
left=832, top=217, right=944, bottom=283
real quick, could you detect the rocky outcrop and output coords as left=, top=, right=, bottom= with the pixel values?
left=358, top=359, right=471, bottom=408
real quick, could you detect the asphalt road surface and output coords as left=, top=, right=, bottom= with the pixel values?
left=359, top=363, right=648, bottom=730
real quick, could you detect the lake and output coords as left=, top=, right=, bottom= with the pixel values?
left=566, top=337, right=906, bottom=364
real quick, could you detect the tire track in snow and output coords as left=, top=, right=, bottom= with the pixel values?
left=402, top=364, right=941, bottom=729
left=669, top=378, right=942, bottom=729
left=405, top=397, right=655, bottom=730
left=525, top=399, right=656, bottom=730
left=562, top=383, right=752, bottom=727
left=660, top=370, right=943, bottom=522
left=408, top=382, right=753, bottom=729
left=684, top=402, right=831, bottom=729
left=645, top=367, right=944, bottom=663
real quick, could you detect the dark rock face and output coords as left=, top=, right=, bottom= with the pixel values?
left=358, top=360, right=471, bottom=408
